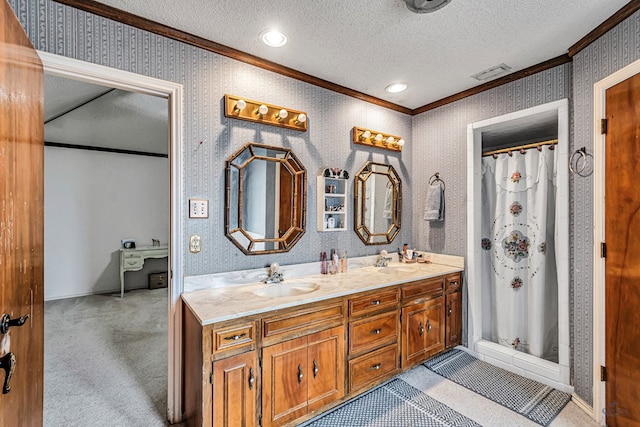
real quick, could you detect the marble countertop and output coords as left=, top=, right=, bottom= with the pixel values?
left=182, top=253, right=464, bottom=326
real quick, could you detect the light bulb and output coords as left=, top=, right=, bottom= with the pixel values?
left=385, top=136, right=394, bottom=145
left=234, top=99, right=246, bottom=113
left=274, top=109, right=288, bottom=121
left=260, top=29, right=288, bottom=47
left=294, top=113, right=307, bottom=125
left=396, top=139, right=405, bottom=147
left=374, top=134, right=383, bottom=142
left=256, top=104, right=269, bottom=118
left=361, top=130, right=371, bottom=140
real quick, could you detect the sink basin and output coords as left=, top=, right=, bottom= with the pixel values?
left=253, top=282, right=320, bottom=298
left=377, top=265, right=419, bottom=274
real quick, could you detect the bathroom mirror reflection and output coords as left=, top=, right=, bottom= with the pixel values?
left=225, top=142, right=306, bottom=255
left=354, top=161, right=401, bottom=245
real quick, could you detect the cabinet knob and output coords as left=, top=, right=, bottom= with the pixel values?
left=419, top=321, right=424, bottom=336
left=370, top=363, right=381, bottom=371
left=447, top=304, right=452, bottom=316
left=297, top=364, right=303, bottom=385
left=248, top=367, right=254, bottom=390
left=370, top=300, right=381, bottom=306
left=223, top=332, right=246, bottom=341
left=370, top=328, right=382, bottom=335
left=313, top=359, right=319, bottom=378
left=427, top=320, right=432, bottom=333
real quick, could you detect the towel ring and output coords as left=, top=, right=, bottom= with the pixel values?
left=569, top=147, right=593, bottom=177
left=429, top=173, right=445, bottom=191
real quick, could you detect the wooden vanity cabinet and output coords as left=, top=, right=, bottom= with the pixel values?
left=401, top=277, right=446, bottom=369
left=262, top=326, right=345, bottom=427
left=212, top=351, right=258, bottom=427
left=445, top=273, right=462, bottom=348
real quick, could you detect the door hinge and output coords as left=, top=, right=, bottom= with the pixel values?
left=259, top=355, right=262, bottom=369
left=601, top=118, right=608, bottom=134
left=209, top=370, right=213, bottom=384
left=601, top=242, right=607, bottom=258
left=601, top=365, right=607, bottom=382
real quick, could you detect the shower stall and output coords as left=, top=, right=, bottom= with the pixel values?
left=466, top=99, right=571, bottom=391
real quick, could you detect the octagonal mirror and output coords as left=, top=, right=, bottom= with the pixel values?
left=225, top=143, right=306, bottom=255
left=354, top=161, right=401, bottom=245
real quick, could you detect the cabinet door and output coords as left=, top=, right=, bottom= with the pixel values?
left=212, top=351, right=258, bottom=427
left=401, top=297, right=445, bottom=368
left=446, top=291, right=462, bottom=348
left=307, top=326, right=345, bottom=412
left=262, top=336, right=309, bottom=427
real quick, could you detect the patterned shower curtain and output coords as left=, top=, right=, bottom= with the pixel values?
left=480, top=146, right=559, bottom=362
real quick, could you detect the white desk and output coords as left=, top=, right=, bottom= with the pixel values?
left=119, top=245, right=168, bottom=297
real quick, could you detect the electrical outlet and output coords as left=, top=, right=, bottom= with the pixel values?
left=189, top=199, right=208, bottom=218
left=189, top=234, right=202, bottom=253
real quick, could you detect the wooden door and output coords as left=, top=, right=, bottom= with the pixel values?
left=262, top=336, right=308, bottom=427
left=445, top=291, right=462, bottom=348
left=604, top=73, right=640, bottom=426
left=307, top=326, right=344, bottom=412
left=423, top=297, right=445, bottom=358
left=212, top=351, right=257, bottom=427
left=0, top=1, right=44, bottom=425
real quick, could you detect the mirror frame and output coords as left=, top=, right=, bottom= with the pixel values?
left=353, top=161, right=402, bottom=245
left=225, top=142, right=307, bottom=255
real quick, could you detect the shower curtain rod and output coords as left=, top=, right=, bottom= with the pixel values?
left=482, top=138, right=558, bottom=157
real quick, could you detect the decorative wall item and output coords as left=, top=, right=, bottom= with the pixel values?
left=224, top=94, right=308, bottom=132
left=317, top=168, right=349, bottom=232
left=352, top=126, right=405, bottom=152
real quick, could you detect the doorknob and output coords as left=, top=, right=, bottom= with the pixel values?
left=0, top=314, right=29, bottom=334
left=0, top=353, right=15, bottom=394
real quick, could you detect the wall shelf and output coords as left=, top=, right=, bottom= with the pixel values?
left=317, top=175, right=348, bottom=232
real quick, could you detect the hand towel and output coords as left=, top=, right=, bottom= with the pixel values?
left=423, top=183, right=445, bottom=221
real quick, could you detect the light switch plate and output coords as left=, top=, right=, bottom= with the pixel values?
left=189, top=198, right=208, bottom=218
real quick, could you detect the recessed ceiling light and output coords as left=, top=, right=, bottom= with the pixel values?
left=260, top=29, right=288, bottom=47
left=385, top=82, right=408, bottom=93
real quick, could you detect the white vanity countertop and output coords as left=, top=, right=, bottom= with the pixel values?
left=182, top=253, right=464, bottom=326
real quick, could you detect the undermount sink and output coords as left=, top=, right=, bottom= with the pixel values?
left=253, top=282, right=320, bottom=298
left=377, top=265, right=419, bottom=274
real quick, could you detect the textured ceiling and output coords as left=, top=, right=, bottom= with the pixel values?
left=87, top=0, right=629, bottom=109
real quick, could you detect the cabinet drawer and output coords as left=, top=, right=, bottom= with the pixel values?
left=263, top=302, right=344, bottom=341
left=122, top=251, right=141, bottom=259
left=348, top=311, right=398, bottom=356
left=348, top=344, right=399, bottom=392
left=348, top=289, right=399, bottom=318
left=401, top=277, right=443, bottom=302
left=445, top=273, right=461, bottom=293
left=122, top=258, right=143, bottom=269
left=213, top=323, right=256, bottom=354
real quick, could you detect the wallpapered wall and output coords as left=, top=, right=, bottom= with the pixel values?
left=10, top=0, right=640, bottom=409
left=571, top=9, right=640, bottom=407
left=9, top=0, right=412, bottom=277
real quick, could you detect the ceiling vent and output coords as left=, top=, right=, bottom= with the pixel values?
left=471, top=63, right=512, bottom=81
left=403, top=0, right=453, bottom=14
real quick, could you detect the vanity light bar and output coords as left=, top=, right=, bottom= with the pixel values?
left=224, top=94, right=308, bottom=132
left=352, top=126, right=404, bottom=152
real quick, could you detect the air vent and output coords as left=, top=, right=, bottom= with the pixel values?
left=404, top=0, right=452, bottom=14
left=471, top=63, right=512, bottom=81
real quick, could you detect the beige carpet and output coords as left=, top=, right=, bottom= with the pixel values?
left=44, top=288, right=170, bottom=426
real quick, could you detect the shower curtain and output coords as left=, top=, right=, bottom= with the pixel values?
left=480, top=146, right=559, bottom=362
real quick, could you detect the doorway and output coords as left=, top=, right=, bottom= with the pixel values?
left=39, top=51, right=184, bottom=423
left=593, top=56, right=640, bottom=426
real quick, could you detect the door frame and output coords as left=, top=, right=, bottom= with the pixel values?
left=592, top=56, right=640, bottom=425
left=38, top=51, right=185, bottom=423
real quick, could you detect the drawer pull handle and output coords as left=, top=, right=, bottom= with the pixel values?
left=297, top=364, right=303, bottom=384
left=370, top=328, right=382, bottom=335
left=419, top=321, right=424, bottom=336
left=450, top=281, right=458, bottom=286
left=313, top=359, right=319, bottom=378
left=370, top=363, right=381, bottom=371
left=427, top=320, right=432, bottom=333
left=126, top=260, right=138, bottom=266
left=248, top=367, right=254, bottom=390
left=370, top=300, right=381, bottom=306
left=448, top=304, right=452, bottom=316
left=224, top=332, right=247, bottom=341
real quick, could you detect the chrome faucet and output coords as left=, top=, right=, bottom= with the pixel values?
left=263, top=262, right=284, bottom=284
left=375, top=250, right=392, bottom=268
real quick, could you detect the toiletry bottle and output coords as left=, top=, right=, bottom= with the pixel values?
left=329, top=250, right=338, bottom=274
left=327, top=215, right=335, bottom=229
left=340, top=250, right=347, bottom=273
left=321, top=252, right=328, bottom=274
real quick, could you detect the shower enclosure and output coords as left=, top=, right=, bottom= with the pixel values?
left=467, top=99, right=571, bottom=391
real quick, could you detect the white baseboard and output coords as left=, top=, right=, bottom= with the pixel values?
left=571, top=393, right=597, bottom=421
